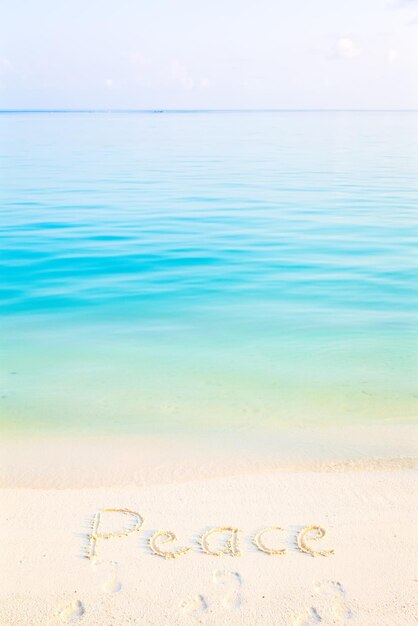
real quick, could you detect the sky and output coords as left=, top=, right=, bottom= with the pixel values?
left=1, top=0, right=418, bottom=109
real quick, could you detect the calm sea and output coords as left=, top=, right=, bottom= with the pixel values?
left=1, top=111, right=417, bottom=436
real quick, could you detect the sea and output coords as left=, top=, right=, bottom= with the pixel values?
left=1, top=111, right=417, bottom=437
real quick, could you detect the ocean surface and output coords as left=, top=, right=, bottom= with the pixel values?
left=1, top=111, right=417, bottom=437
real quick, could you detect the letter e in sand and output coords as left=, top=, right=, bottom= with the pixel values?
left=296, top=525, right=334, bottom=558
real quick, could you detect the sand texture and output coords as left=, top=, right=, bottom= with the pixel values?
left=1, top=464, right=417, bottom=625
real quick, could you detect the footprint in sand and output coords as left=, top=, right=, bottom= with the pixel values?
left=102, top=575, right=122, bottom=593
left=294, top=580, right=352, bottom=626
left=92, top=559, right=122, bottom=593
left=58, top=599, right=85, bottom=623
left=294, top=607, right=321, bottom=626
left=179, top=594, right=208, bottom=619
left=212, top=570, right=242, bottom=609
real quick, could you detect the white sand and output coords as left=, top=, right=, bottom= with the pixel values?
left=0, top=430, right=417, bottom=625
left=1, top=423, right=417, bottom=488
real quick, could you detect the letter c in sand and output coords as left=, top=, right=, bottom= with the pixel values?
left=253, top=527, right=286, bottom=555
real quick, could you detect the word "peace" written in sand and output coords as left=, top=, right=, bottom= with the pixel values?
left=86, top=508, right=334, bottom=561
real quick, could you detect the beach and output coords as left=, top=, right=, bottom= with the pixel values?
left=1, top=109, right=417, bottom=624
left=1, top=426, right=417, bottom=625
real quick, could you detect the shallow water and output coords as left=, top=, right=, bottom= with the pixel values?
left=1, top=111, right=417, bottom=436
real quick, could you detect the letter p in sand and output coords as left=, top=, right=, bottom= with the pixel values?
left=86, top=508, right=144, bottom=560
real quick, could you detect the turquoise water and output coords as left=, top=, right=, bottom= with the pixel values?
left=1, top=111, right=417, bottom=436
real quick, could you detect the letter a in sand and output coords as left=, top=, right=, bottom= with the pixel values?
left=199, top=527, right=241, bottom=556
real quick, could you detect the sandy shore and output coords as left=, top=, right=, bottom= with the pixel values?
left=1, top=423, right=417, bottom=488
left=1, top=429, right=417, bottom=625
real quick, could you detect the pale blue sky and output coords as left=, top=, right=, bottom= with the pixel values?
left=1, top=0, right=418, bottom=109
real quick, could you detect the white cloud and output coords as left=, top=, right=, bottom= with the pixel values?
left=169, top=59, right=209, bottom=91
left=170, top=58, right=194, bottom=90
left=104, top=78, right=114, bottom=88
left=387, top=48, right=399, bottom=64
left=336, top=37, right=361, bottom=59
left=126, top=52, right=150, bottom=69
left=387, top=0, right=418, bottom=8
left=0, top=58, right=13, bottom=73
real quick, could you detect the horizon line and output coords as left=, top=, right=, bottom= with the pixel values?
left=1, top=108, right=418, bottom=113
